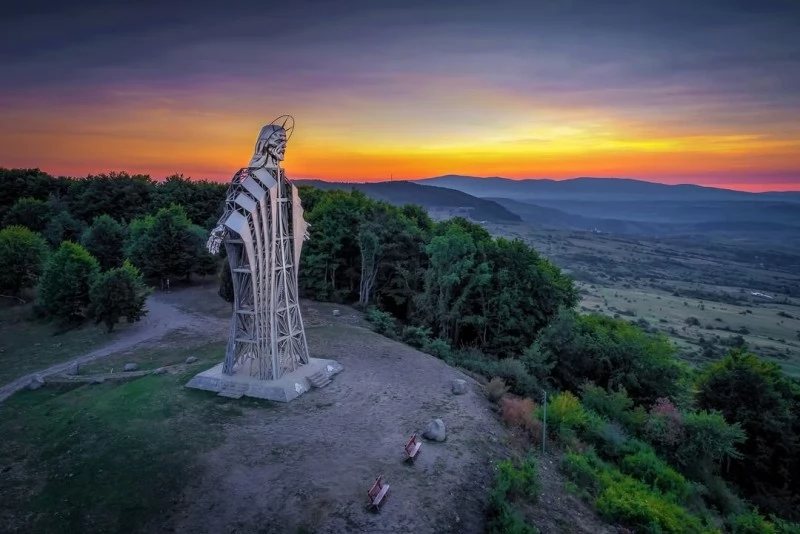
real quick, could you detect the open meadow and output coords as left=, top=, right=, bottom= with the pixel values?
left=484, top=222, right=800, bottom=376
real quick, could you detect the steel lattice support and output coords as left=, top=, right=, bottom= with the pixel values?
left=206, top=117, right=310, bottom=381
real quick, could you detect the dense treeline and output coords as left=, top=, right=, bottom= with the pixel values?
left=2, top=167, right=800, bottom=531
left=0, top=168, right=224, bottom=329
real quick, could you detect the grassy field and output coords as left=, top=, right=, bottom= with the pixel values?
left=486, top=222, right=800, bottom=376
left=0, top=339, right=267, bottom=534
left=0, top=302, right=128, bottom=385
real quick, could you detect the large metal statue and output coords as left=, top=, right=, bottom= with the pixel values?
left=207, top=116, right=310, bottom=381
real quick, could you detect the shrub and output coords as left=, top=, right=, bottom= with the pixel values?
left=486, top=457, right=542, bottom=534
left=580, top=383, right=633, bottom=419
left=545, top=391, right=587, bottom=436
left=732, top=511, right=777, bottom=534
left=501, top=397, right=536, bottom=432
left=422, top=337, right=451, bottom=359
left=401, top=325, right=432, bottom=348
left=674, top=410, right=745, bottom=471
left=771, top=516, right=800, bottom=534
left=620, top=449, right=691, bottom=501
left=643, top=398, right=685, bottom=449
left=595, top=478, right=708, bottom=533
left=584, top=417, right=630, bottom=461
left=365, top=307, right=397, bottom=338
left=493, top=358, right=539, bottom=397
left=486, top=377, right=509, bottom=403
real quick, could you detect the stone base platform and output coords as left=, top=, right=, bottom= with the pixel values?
left=185, top=358, right=344, bottom=402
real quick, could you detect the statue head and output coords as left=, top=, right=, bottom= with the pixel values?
left=248, top=116, right=294, bottom=168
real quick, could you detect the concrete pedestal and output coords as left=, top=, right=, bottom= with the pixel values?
left=185, top=358, right=343, bottom=402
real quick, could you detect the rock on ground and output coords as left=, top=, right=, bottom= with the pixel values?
left=186, top=356, right=198, bottom=364
left=423, top=418, right=447, bottom=442
left=452, top=379, right=467, bottom=395
left=123, top=363, right=138, bottom=372
left=28, top=375, right=45, bottom=390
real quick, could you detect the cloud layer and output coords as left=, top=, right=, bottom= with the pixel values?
left=1, top=0, right=798, bottom=190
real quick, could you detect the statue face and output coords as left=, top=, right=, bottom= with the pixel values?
left=249, top=126, right=287, bottom=167
left=267, top=130, right=287, bottom=161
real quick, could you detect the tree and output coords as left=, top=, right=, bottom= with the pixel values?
left=695, top=349, right=800, bottom=519
left=0, top=168, right=67, bottom=222
left=37, top=241, right=100, bottom=322
left=2, top=197, right=53, bottom=232
left=526, top=310, right=687, bottom=406
left=67, top=172, right=154, bottom=223
left=89, top=260, right=151, bottom=332
left=416, top=223, right=480, bottom=344
left=81, top=214, right=127, bottom=271
left=43, top=210, right=86, bottom=247
left=150, top=174, right=226, bottom=227
left=0, top=225, right=49, bottom=298
left=125, top=204, right=215, bottom=281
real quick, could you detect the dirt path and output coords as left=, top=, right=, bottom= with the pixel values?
left=0, top=295, right=224, bottom=403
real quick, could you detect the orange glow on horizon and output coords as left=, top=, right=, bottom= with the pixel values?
left=1, top=89, right=798, bottom=193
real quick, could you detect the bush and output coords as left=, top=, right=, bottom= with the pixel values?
left=643, top=398, right=685, bottom=449
left=486, top=457, right=541, bottom=534
left=595, top=478, right=708, bottom=533
left=365, top=307, right=397, bottom=338
left=422, top=337, right=451, bottom=359
left=501, top=397, right=537, bottom=433
left=401, top=325, right=432, bottom=348
left=584, top=416, right=630, bottom=461
left=561, top=450, right=712, bottom=533
left=579, top=383, right=635, bottom=428
left=486, top=377, right=509, bottom=403
left=545, top=391, right=587, bottom=437
left=620, top=449, right=691, bottom=501
left=732, top=511, right=777, bottom=534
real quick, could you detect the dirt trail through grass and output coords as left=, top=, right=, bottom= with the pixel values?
left=0, top=295, right=225, bottom=403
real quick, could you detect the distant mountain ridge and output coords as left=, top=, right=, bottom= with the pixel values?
left=414, top=175, right=800, bottom=203
left=295, top=179, right=521, bottom=223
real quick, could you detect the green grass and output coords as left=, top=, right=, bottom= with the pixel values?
left=0, top=303, right=128, bottom=385
left=79, top=333, right=226, bottom=374
left=0, top=342, right=270, bottom=534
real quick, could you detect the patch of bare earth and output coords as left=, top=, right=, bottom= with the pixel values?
left=170, top=321, right=510, bottom=534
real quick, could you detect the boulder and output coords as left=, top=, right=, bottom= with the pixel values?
left=332, top=309, right=341, bottom=317
left=67, top=363, right=80, bottom=376
left=422, top=418, right=446, bottom=442
left=123, top=363, right=138, bottom=372
left=186, top=356, right=198, bottom=364
left=90, top=376, right=106, bottom=385
left=153, top=367, right=168, bottom=375
left=451, top=379, right=467, bottom=395
left=28, top=375, right=45, bottom=390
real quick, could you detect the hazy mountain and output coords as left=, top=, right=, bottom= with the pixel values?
left=295, top=180, right=521, bottom=223
left=489, top=197, right=800, bottom=237
left=415, top=175, right=800, bottom=203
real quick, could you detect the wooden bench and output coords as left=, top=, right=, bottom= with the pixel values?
left=404, top=432, right=422, bottom=460
left=368, top=475, right=390, bottom=509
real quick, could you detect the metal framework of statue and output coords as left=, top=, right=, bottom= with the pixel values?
left=187, top=117, right=342, bottom=402
left=207, top=116, right=310, bottom=381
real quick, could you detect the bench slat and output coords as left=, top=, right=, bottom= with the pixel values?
left=373, top=484, right=390, bottom=506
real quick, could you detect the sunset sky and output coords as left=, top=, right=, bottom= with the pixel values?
left=1, top=0, right=799, bottom=191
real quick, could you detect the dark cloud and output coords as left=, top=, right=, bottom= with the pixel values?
left=1, top=0, right=798, bottom=132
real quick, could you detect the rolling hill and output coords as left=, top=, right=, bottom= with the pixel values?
left=415, top=175, right=800, bottom=203
left=295, top=179, right=521, bottom=223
